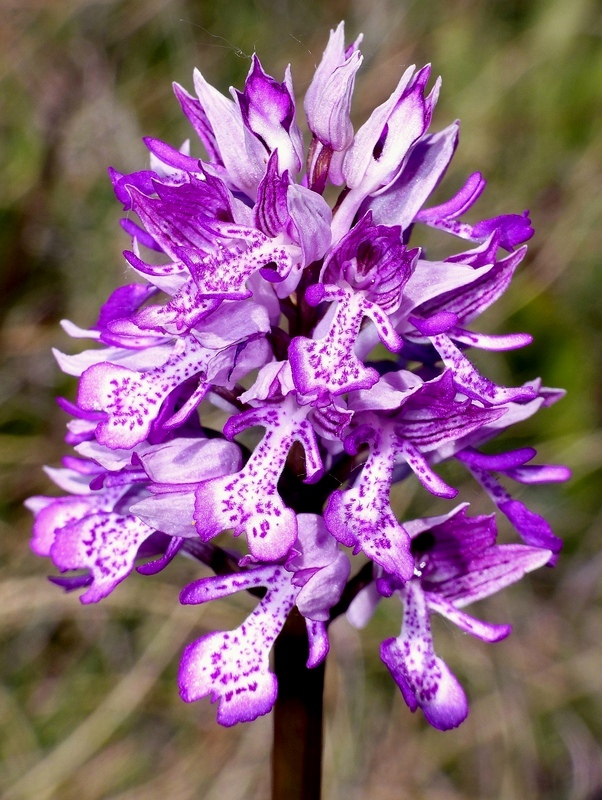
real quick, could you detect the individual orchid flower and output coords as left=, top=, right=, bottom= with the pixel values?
left=26, top=454, right=154, bottom=603
left=235, top=55, right=305, bottom=178
left=289, top=213, right=418, bottom=402
left=304, top=21, right=363, bottom=189
left=331, top=64, right=441, bottom=240
left=178, top=514, right=348, bottom=725
left=348, top=505, right=552, bottom=729
left=76, top=301, right=271, bottom=450
left=26, top=433, right=244, bottom=602
left=324, top=370, right=506, bottom=578
left=194, top=393, right=323, bottom=562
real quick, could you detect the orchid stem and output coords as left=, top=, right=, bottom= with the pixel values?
left=272, top=608, right=325, bottom=800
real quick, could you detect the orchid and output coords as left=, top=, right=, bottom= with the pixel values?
left=28, top=19, right=568, bottom=750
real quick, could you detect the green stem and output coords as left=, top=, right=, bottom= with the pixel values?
left=272, top=608, right=325, bottom=800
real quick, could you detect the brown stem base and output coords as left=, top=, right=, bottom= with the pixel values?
left=272, top=608, right=325, bottom=800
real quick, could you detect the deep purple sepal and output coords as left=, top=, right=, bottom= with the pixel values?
left=48, top=574, right=94, bottom=592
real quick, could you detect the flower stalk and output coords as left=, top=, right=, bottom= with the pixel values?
left=272, top=608, right=325, bottom=800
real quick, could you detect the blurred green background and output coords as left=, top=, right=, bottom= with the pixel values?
left=1, top=0, right=601, bottom=798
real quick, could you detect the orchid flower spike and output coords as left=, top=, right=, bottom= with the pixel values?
left=29, top=21, right=568, bottom=730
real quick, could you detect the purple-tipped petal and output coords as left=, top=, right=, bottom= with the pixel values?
left=178, top=567, right=295, bottom=725
left=425, top=332, right=536, bottom=405
left=416, top=171, right=485, bottom=222
left=381, top=582, right=468, bottom=730
left=50, top=513, right=155, bottom=603
left=306, top=619, right=329, bottom=667
left=137, top=536, right=184, bottom=575
left=500, top=499, right=562, bottom=557
left=504, top=464, right=572, bottom=484
left=324, top=425, right=415, bottom=580
left=236, top=56, right=304, bottom=176
left=344, top=65, right=436, bottom=195
left=426, top=594, right=512, bottom=641
left=195, top=397, right=323, bottom=561
left=456, top=446, right=537, bottom=471
left=304, top=21, right=362, bottom=153
left=173, top=81, right=221, bottom=164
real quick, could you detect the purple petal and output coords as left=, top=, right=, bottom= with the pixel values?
left=448, top=328, right=533, bottom=351
left=53, top=339, right=171, bottom=378
left=364, top=122, right=459, bottom=230
left=410, top=311, right=458, bottom=335
left=346, top=580, right=381, bottom=629
left=178, top=568, right=295, bottom=725
left=466, top=466, right=562, bottom=556
left=120, top=218, right=163, bottom=252
left=286, top=183, right=333, bottom=265
left=110, top=167, right=158, bottom=209
left=471, top=210, right=534, bottom=249
left=425, top=594, right=511, bottom=642
left=138, top=437, right=242, bottom=484
left=417, top=246, right=528, bottom=327
left=50, top=513, right=155, bottom=603
left=381, top=582, right=468, bottom=730
left=30, top=489, right=124, bottom=556
left=366, top=122, right=459, bottom=229
left=395, top=438, right=458, bottom=498
left=180, top=224, right=299, bottom=300
left=96, top=284, right=158, bottom=332
left=130, top=489, right=197, bottom=537
left=236, top=56, right=303, bottom=176
left=326, top=488, right=414, bottom=580
left=504, top=464, right=572, bottom=484
left=305, top=53, right=362, bottom=151
left=289, top=513, right=339, bottom=569
left=295, top=552, right=350, bottom=622
left=77, top=335, right=216, bottom=449
left=306, top=619, right=329, bottom=667
left=304, top=21, right=362, bottom=151
left=125, top=180, right=230, bottom=262
left=173, top=81, right=221, bottom=164
left=290, top=287, right=397, bottom=401
left=324, top=426, right=415, bottom=580
left=323, top=213, right=415, bottom=312
left=425, top=332, right=536, bottom=405
left=181, top=565, right=279, bottom=605
left=416, top=171, right=486, bottom=222
left=143, top=137, right=202, bottom=174
left=344, top=65, right=436, bottom=195
left=425, top=543, right=552, bottom=607
left=455, top=446, right=537, bottom=471
left=350, top=370, right=423, bottom=413
left=395, top=257, right=493, bottom=322
left=194, top=472, right=297, bottom=561
left=254, top=151, right=293, bottom=238
left=500, top=499, right=562, bottom=556
left=195, top=397, right=322, bottom=561
left=48, top=574, right=94, bottom=592
left=136, top=536, right=184, bottom=575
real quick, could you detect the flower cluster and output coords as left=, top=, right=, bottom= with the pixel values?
left=28, top=23, right=569, bottom=730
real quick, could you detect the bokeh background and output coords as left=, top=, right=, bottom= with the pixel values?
left=1, top=0, right=601, bottom=798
